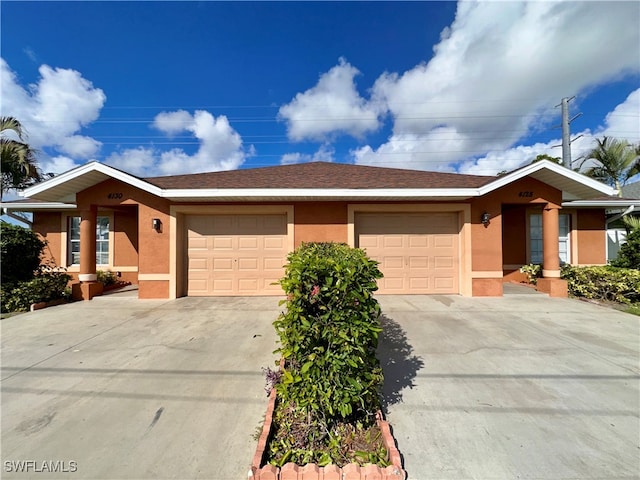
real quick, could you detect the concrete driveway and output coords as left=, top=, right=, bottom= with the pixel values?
left=1, top=295, right=281, bottom=480
left=377, top=290, right=640, bottom=479
left=2, top=290, right=639, bottom=479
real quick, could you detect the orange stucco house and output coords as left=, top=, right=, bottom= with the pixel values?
left=4, top=160, right=638, bottom=300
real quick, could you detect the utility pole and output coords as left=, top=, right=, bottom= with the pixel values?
left=554, top=96, right=582, bottom=168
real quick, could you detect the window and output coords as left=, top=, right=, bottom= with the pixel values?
left=68, top=216, right=81, bottom=265
left=68, top=216, right=110, bottom=266
left=96, top=216, right=109, bottom=265
left=529, top=213, right=571, bottom=265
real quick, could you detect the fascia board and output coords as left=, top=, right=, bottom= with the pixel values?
left=21, top=162, right=163, bottom=198
left=161, top=188, right=481, bottom=199
left=477, top=160, right=616, bottom=197
left=562, top=199, right=640, bottom=208
left=1, top=202, right=78, bottom=210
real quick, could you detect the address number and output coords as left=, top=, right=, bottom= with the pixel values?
left=107, top=193, right=123, bottom=199
left=518, top=191, right=533, bottom=198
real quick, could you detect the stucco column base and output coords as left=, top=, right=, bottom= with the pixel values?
left=536, top=278, right=568, bottom=298
left=71, top=281, right=104, bottom=301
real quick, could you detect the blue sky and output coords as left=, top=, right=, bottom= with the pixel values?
left=1, top=1, right=639, bottom=184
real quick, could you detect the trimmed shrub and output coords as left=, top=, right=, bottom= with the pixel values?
left=520, top=263, right=542, bottom=284
left=269, top=242, right=385, bottom=465
left=274, top=242, right=384, bottom=419
left=97, top=270, right=117, bottom=286
left=2, top=267, right=71, bottom=313
left=0, top=221, right=46, bottom=284
left=561, top=265, right=640, bottom=304
left=610, top=228, right=640, bottom=269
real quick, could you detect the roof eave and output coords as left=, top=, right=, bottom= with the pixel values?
left=1, top=202, right=78, bottom=211
left=562, top=199, right=640, bottom=208
left=162, top=188, right=481, bottom=202
left=479, top=160, right=617, bottom=198
left=21, top=162, right=163, bottom=202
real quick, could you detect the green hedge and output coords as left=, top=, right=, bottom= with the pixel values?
left=1, top=222, right=46, bottom=284
left=561, top=265, right=640, bottom=304
left=273, top=242, right=384, bottom=420
left=1, top=269, right=71, bottom=313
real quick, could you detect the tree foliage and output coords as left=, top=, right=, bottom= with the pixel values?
left=532, top=153, right=562, bottom=164
left=580, top=137, right=640, bottom=194
left=610, top=228, right=640, bottom=270
left=0, top=221, right=46, bottom=284
left=1, top=116, right=42, bottom=197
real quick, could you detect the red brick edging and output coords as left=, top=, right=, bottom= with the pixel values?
left=249, top=389, right=406, bottom=480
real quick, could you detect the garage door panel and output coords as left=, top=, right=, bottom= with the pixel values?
left=409, top=236, right=429, bottom=248
left=212, top=258, right=234, bottom=271
left=238, top=258, right=259, bottom=271
left=355, top=212, right=459, bottom=294
left=381, top=277, right=405, bottom=291
left=238, top=237, right=258, bottom=249
left=409, top=256, right=428, bottom=268
left=359, top=235, right=379, bottom=249
left=435, top=277, right=455, bottom=290
left=434, top=256, right=454, bottom=268
left=409, top=277, right=429, bottom=290
left=383, top=256, right=404, bottom=269
left=383, top=236, right=404, bottom=248
left=434, top=235, right=455, bottom=248
left=189, top=258, right=208, bottom=271
left=264, top=257, right=285, bottom=270
left=264, top=237, right=285, bottom=250
left=212, top=237, right=234, bottom=249
left=187, top=214, right=288, bottom=296
left=188, top=237, right=208, bottom=249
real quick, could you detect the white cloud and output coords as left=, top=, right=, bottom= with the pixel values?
left=353, top=128, right=468, bottom=172
left=459, top=88, right=640, bottom=175
left=0, top=58, right=105, bottom=162
left=153, top=110, right=193, bottom=136
left=57, top=135, right=102, bottom=158
left=354, top=0, right=640, bottom=171
left=278, top=58, right=382, bottom=141
left=106, top=110, right=252, bottom=176
left=281, top=143, right=335, bottom=165
left=602, top=88, right=640, bottom=143
left=39, top=155, right=81, bottom=176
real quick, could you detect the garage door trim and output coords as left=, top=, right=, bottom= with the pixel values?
left=347, top=204, right=471, bottom=296
left=170, top=205, right=294, bottom=298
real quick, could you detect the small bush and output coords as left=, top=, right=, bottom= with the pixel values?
left=269, top=242, right=385, bottom=466
left=97, top=270, right=117, bottom=286
left=610, top=228, right=640, bottom=269
left=561, top=265, right=640, bottom=304
left=1, top=267, right=71, bottom=313
left=0, top=222, right=46, bottom=284
left=520, top=263, right=542, bottom=284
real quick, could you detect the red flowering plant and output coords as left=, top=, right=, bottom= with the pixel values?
left=267, top=242, right=386, bottom=466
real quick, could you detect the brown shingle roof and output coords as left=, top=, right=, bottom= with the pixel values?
left=144, top=162, right=495, bottom=189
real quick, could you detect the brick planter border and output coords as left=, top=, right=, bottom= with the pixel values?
left=249, top=388, right=406, bottom=480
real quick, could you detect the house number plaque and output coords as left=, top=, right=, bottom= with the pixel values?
left=518, top=191, right=533, bottom=198
left=107, top=193, right=123, bottom=199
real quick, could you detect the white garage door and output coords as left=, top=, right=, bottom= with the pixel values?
left=186, top=214, right=288, bottom=296
left=355, top=212, right=460, bottom=294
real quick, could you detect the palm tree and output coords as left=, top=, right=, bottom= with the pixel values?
left=1, top=116, right=42, bottom=199
left=580, top=137, right=640, bottom=196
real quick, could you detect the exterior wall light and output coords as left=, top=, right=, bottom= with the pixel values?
left=481, top=212, right=491, bottom=227
left=152, top=218, right=162, bottom=232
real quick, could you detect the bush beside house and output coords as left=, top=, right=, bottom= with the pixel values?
left=1, top=222, right=70, bottom=313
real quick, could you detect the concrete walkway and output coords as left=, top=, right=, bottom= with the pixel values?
left=1, top=293, right=638, bottom=479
